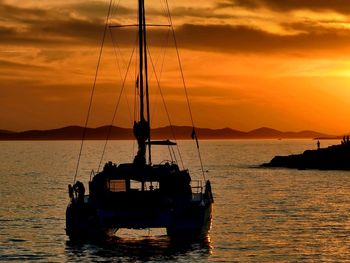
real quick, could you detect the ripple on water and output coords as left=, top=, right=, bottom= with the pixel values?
left=1, top=140, right=350, bottom=262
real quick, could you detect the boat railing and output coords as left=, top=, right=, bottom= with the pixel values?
left=191, top=180, right=204, bottom=202
left=191, top=180, right=203, bottom=194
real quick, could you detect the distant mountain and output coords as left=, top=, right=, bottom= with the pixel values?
left=0, top=125, right=333, bottom=140
left=248, top=127, right=282, bottom=138
left=246, top=127, right=328, bottom=139
left=0, top=129, right=14, bottom=134
left=0, top=126, right=133, bottom=140
left=152, top=126, right=246, bottom=139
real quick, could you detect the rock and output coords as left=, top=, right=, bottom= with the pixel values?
left=261, top=143, right=350, bottom=170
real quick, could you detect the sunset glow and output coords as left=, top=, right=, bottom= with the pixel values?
left=1, top=0, right=350, bottom=134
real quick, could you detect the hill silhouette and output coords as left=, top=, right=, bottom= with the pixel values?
left=0, top=125, right=332, bottom=140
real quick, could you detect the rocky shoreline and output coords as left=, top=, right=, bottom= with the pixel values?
left=262, top=142, right=350, bottom=170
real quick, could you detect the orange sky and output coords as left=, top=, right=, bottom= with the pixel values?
left=1, top=0, right=350, bottom=134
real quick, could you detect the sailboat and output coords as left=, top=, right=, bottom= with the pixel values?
left=65, top=0, right=214, bottom=240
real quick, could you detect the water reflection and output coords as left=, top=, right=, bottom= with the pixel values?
left=65, top=233, right=212, bottom=262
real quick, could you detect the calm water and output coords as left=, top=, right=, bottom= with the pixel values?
left=1, top=139, right=350, bottom=262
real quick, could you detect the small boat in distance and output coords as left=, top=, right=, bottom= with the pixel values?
left=65, top=0, right=214, bottom=240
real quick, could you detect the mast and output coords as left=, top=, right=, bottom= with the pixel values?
left=138, top=0, right=144, bottom=121
left=143, top=1, right=152, bottom=164
left=133, top=0, right=150, bottom=166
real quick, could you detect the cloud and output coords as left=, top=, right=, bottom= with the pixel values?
left=1, top=0, right=350, bottom=56
left=174, top=24, right=350, bottom=55
left=68, top=1, right=133, bottom=17
left=3, top=17, right=350, bottom=57
left=0, top=2, right=103, bottom=46
left=37, top=49, right=74, bottom=63
left=220, top=0, right=350, bottom=15
left=150, top=6, right=235, bottom=20
left=0, top=1, right=48, bottom=21
left=0, top=1, right=235, bottom=49
left=0, top=59, right=47, bottom=70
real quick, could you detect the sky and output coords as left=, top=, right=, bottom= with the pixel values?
left=1, top=0, right=350, bottom=134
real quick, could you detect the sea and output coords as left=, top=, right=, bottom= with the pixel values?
left=1, top=139, right=350, bottom=262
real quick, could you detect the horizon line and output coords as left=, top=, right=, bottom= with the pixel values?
left=1, top=124, right=348, bottom=136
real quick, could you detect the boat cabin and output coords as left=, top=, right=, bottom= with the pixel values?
left=89, top=161, right=193, bottom=209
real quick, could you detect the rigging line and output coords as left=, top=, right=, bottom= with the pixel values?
left=97, top=43, right=137, bottom=172
left=111, top=0, right=121, bottom=18
left=111, top=0, right=126, bottom=68
left=142, top=2, right=152, bottom=165
left=123, top=82, right=134, bottom=128
left=109, top=27, right=134, bottom=124
left=73, top=0, right=113, bottom=184
left=149, top=27, right=178, bottom=161
left=110, top=0, right=116, bottom=17
left=164, top=0, right=206, bottom=181
left=134, top=33, right=138, bottom=122
left=164, top=0, right=193, bottom=126
left=134, top=53, right=138, bottom=122
left=147, top=46, right=184, bottom=169
left=146, top=17, right=171, bottom=118
left=149, top=28, right=171, bottom=142
left=132, top=11, right=139, bottom=158
left=109, top=0, right=116, bottom=17
left=132, top=50, right=137, bottom=159
left=149, top=27, right=171, bottom=121
left=171, top=145, right=178, bottom=164
left=152, top=25, right=171, bottom=79
left=149, top=27, right=170, bottom=122
left=161, top=0, right=171, bottom=26
left=109, top=17, right=129, bottom=74
left=133, top=70, right=137, bottom=158
left=157, top=28, right=170, bottom=87
left=109, top=27, right=123, bottom=80
left=167, top=145, right=173, bottom=162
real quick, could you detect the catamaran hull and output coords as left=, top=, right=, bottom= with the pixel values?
left=66, top=200, right=213, bottom=240
left=166, top=202, right=213, bottom=239
left=65, top=202, right=105, bottom=240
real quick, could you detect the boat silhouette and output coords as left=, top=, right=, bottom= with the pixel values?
left=65, top=0, right=214, bottom=240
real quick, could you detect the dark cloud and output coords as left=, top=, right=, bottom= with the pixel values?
left=174, top=24, right=350, bottom=54
left=0, top=1, right=237, bottom=49
left=68, top=1, right=134, bottom=18
left=219, top=0, right=350, bottom=15
left=0, top=59, right=47, bottom=71
left=33, top=17, right=105, bottom=43
left=280, top=21, right=334, bottom=34
left=37, top=49, right=74, bottom=63
left=3, top=16, right=350, bottom=56
left=149, top=6, right=235, bottom=20
left=0, top=26, right=17, bottom=39
left=0, top=2, right=104, bottom=46
left=0, top=1, right=48, bottom=21
left=1, top=1, right=350, bottom=56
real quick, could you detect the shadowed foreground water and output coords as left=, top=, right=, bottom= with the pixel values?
left=1, top=140, right=350, bottom=262
left=65, top=235, right=212, bottom=262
